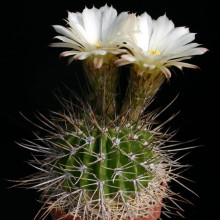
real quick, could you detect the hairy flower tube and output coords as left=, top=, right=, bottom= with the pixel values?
left=116, top=13, right=208, bottom=120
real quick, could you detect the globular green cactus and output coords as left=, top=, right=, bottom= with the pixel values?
left=18, top=101, right=180, bottom=219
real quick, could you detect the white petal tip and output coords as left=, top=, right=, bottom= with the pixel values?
left=160, top=67, right=172, bottom=79
left=193, top=65, right=200, bottom=70
left=201, top=48, right=209, bottom=52
left=114, top=59, right=131, bottom=67
left=60, top=51, right=76, bottom=57
left=52, top=25, right=59, bottom=29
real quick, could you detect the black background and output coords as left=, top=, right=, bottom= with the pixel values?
left=1, top=0, right=219, bottom=219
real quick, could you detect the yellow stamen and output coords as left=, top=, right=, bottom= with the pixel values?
left=95, top=41, right=102, bottom=48
left=149, top=50, right=161, bottom=55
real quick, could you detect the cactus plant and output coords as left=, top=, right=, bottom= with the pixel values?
left=16, top=5, right=207, bottom=220
left=19, top=101, right=175, bottom=220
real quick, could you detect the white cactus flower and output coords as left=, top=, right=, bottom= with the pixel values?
left=115, top=13, right=208, bottom=78
left=51, top=5, right=134, bottom=69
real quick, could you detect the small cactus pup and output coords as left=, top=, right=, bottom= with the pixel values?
left=17, top=4, right=207, bottom=220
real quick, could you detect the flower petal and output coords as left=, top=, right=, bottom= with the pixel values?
left=94, top=56, right=104, bottom=69
left=52, top=25, right=75, bottom=40
left=60, top=51, right=78, bottom=57
left=134, top=12, right=152, bottom=51
left=54, top=36, right=84, bottom=48
left=101, top=5, right=117, bottom=40
left=121, top=54, right=136, bottom=62
left=149, top=14, right=175, bottom=51
left=159, top=66, right=172, bottom=79
left=167, top=61, right=198, bottom=69
left=50, top=42, right=77, bottom=49
left=82, top=6, right=101, bottom=44
left=74, top=52, right=91, bottom=60
left=92, top=50, right=107, bottom=55
left=115, top=59, right=132, bottom=67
